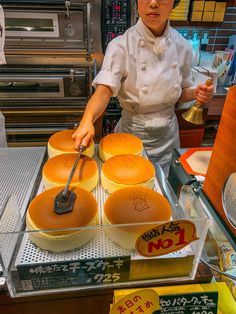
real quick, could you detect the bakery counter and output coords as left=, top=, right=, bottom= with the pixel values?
left=0, top=146, right=213, bottom=312
left=0, top=264, right=213, bottom=314
left=0, top=287, right=114, bottom=314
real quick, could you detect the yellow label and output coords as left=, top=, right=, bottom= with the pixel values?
left=135, top=220, right=199, bottom=257
left=110, top=289, right=160, bottom=314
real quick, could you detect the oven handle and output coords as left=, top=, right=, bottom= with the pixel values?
left=89, top=58, right=97, bottom=95
left=86, top=2, right=92, bottom=60
left=93, top=58, right=97, bottom=77
left=6, top=127, right=71, bottom=135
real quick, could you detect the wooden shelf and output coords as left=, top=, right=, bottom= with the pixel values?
left=207, top=96, right=226, bottom=120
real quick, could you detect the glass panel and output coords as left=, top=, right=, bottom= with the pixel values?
left=5, top=18, right=54, bottom=33
left=0, top=78, right=64, bottom=98
left=0, top=82, right=60, bottom=93
left=5, top=12, right=59, bottom=38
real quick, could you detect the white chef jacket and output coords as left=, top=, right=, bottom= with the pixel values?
left=93, top=18, right=193, bottom=175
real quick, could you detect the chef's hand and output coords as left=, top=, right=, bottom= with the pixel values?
left=72, top=120, right=95, bottom=150
left=194, top=83, right=214, bottom=105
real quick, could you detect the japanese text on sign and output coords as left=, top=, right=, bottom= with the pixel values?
left=136, top=220, right=198, bottom=257
left=111, top=291, right=218, bottom=314
left=160, top=291, right=218, bottom=314
left=28, top=258, right=125, bottom=274
left=18, top=256, right=131, bottom=291
left=110, top=289, right=160, bottom=314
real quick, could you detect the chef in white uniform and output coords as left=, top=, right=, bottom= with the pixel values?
left=73, top=0, right=214, bottom=175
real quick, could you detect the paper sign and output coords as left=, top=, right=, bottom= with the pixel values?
left=110, top=289, right=161, bottom=314
left=136, top=220, right=199, bottom=257
left=160, top=291, right=218, bottom=314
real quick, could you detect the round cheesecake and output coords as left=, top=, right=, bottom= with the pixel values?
left=104, top=186, right=172, bottom=250
left=99, top=133, right=143, bottom=161
left=101, top=154, right=155, bottom=193
left=42, top=153, right=98, bottom=192
left=48, top=129, right=94, bottom=158
left=26, top=186, right=98, bottom=253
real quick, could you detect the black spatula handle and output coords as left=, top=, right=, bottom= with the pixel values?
left=62, top=145, right=86, bottom=200
left=54, top=145, right=85, bottom=215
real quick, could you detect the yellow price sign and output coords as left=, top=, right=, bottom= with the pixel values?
left=110, top=289, right=160, bottom=314
left=135, top=220, right=199, bottom=257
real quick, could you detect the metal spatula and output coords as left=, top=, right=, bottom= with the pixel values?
left=54, top=145, right=85, bottom=215
left=222, top=172, right=236, bottom=229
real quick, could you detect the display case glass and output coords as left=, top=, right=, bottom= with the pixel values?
left=168, top=148, right=236, bottom=301
left=0, top=147, right=209, bottom=297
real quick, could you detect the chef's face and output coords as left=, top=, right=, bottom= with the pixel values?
left=137, top=0, right=174, bottom=36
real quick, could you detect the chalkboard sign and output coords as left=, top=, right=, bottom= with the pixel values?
left=17, top=256, right=131, bottom=291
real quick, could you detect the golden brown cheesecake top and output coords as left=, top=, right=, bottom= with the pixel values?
left=48, top=129, right=93, bottom=152
left=104, top=186, right=171, bottom=224
left=43, top=154, right=98, bottom=184
left=27, top=186, right=98, bottom=235
left=99, top=133, right=143, bottom=155
left=102, top=154, right=155, bottom=184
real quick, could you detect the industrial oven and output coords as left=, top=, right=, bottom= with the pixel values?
left=0, top=0, right=136, bottom=146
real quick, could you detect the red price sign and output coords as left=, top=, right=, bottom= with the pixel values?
left=135, top=220, right=199, bottom=257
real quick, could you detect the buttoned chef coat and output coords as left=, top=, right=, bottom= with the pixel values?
left=93, top=18, right=193, bottom=175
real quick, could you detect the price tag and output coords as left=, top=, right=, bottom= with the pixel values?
left=110, top=289, right=161, bottom=314
left=18, top=256, right=131, bottom=291
left=160, top=291, right=218, bottom=314
left=135, top=220, right=198, bottom=257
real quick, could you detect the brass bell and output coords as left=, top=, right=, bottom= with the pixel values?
left=182, top=79, right=213, bottom=125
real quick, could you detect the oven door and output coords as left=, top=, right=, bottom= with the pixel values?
left=0, top=64, right=97, bottom=146
left=0, top=65, right=92, bottom=100
left=1, top=0, right=94, bottom=56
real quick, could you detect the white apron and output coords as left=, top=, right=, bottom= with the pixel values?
left=114, top=107, right=179, bottom=176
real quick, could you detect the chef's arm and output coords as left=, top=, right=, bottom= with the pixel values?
left=178, top=84, right=214, bottom=104
left=72, top=84, right=113, bottom=149
left=178, top=87, right=195, bottom=103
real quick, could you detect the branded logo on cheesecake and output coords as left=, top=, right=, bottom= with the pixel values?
left=129, top=192, right=150, bottom=212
